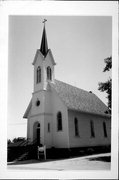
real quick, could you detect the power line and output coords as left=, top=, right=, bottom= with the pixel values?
left=8, top=123, right=27, bottom=126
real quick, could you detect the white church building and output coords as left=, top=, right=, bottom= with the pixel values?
left=23, top=21, right=111, bottom=150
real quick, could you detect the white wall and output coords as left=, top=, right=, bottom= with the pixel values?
left=51, top=87, right=69, bottom=148
left=43, top=89, right=53, bottom=148
left=27, top=84, right=70, bottom=149
left=28, top=89, right=53, bottom=147
left=44, top=115, right=53, bottom=148
left=31, top=91, right=45, bottom=115
left=68, top=110, right=111, bottom=148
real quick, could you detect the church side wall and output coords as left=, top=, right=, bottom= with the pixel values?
left=51, top=88, right=69, bottom=148
left=68, top=110, right=111, bottom=148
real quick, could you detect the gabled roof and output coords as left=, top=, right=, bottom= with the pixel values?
left=32, top=49, right=56, bottom=66
left=23, top=100, right=32, bottom=118
left=46, top=49, right=56, bottom=65
left=23, top=80, right=110, bottom=119
left=32, top=49, right=44, bottom=65
left=50, top=80, right=110, bottom=117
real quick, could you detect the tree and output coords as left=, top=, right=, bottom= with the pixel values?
left=98, top=56, right=112, bottom=113
left=7, top=139, right=12, bottom=145
left=12, top=137, right=26, bottom=143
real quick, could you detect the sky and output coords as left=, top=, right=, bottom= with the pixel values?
left=8, top=16, right=112, bottom=140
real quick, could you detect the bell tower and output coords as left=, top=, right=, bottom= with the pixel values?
left=27, top=20, right=56, bottom=145
left=32, top=19, right=56, bottom=92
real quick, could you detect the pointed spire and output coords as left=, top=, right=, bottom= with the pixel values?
left=40, top=19, right=48, bottom=57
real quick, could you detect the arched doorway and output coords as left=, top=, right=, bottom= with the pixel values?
left=33, top=122, right=41, bottom=145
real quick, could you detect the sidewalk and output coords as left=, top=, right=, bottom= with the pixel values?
left=7, top=153, right=111, bottom=171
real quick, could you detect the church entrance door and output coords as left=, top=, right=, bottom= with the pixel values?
left=33, top=122, right=41, bottom=145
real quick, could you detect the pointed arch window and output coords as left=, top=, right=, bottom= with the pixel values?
left=37, top=66, right=41, bottom=83
left=90, top=120, right=95, bottom=138
left=37, top=123, right=40, bottom=128
left=103, top=122, right=107, bottom=137
left=74, top=118, right=79, bottom=136
left=57, top=112, right=62, bottom=131
left=47, top=66, right=52, bottom=80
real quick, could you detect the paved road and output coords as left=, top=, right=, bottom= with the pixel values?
left=7, top=153, right=111, bottom=171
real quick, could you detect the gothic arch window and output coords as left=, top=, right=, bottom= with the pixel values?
left=103, top=122, right=107, bottom=137
left=90, top=120, right=95, bottom=138
left=47, top=66, right=52, bottom=80
left=74, top=118, right=79, bottom=136
left=37, top=66, right=41, bottom=83
left=37, top=123, right=40, bottom=128
left=57, top=112, right=62, bottom=131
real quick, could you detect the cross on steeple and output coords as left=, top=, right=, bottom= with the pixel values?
left=42, top=19, right=47, bottom=24
left=40, top=19, right=48, bottom=57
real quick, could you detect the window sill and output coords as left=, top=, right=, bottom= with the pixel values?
left=74, top=135, right=80, bottom=138
left=57, top=130, right=63, bottom=132
left=90, top=136, right=95, bottom=138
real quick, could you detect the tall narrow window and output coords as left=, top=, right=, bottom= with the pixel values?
left=37, top=66, right=41, bottom=83
left=103, top=122, right=107, bottom=137
left=74, top=118, right=79, bottom=136
left=90, top=120, right=95, bottom=138
left=48, top=123, right=50, bottom=133
left=57, top=112, right=62, bottom=131
left=47, top=66, right=52, bottom=80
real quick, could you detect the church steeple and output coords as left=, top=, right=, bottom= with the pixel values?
left=32, top=19, right=56, bottom=92
left=40, top=19, right=48, bottom=57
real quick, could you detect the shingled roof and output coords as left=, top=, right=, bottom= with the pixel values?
left=50, top=80, right=110, bottom=117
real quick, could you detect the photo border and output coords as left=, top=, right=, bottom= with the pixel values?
left=0, top=1, right=118, bottom=179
